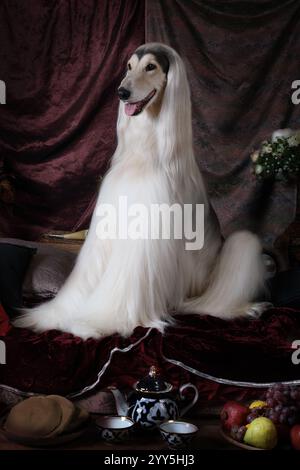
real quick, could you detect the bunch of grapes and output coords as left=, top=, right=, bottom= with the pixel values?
left=264, top=384, right=300, bottom=427
left=230, top=424, right=247, bottom=442
left=246, top=406, right=265, bottom=424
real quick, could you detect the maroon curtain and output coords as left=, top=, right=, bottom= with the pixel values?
left=1, top=0, right=299, bottom=245
left=146, top=0, right=300, bottom=246
left=0, top=0, right=145, bottom=239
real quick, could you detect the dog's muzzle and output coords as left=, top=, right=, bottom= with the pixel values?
left=121, top=89, right=157, bottom=116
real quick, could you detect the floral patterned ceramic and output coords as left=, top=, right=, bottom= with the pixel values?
left=95, top=415, right=134, bottom=442
left=109, top=366, right=199, bottom=430
left=159, top=420, right=199, bottom=449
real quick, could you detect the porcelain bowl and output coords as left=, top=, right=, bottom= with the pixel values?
left=95, top=415, right=134, bottom=443
left=159, top=420, right=199, bottom=448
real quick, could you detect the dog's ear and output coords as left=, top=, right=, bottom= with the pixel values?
left=157, top=50, right=193, bottom=166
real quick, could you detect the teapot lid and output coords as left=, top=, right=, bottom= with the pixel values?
left=135, top=366, right=173, bottom=394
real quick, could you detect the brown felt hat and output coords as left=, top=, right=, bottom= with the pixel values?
left=46, top=395, right=76, bottom=437
left=5, top=396, right=63, bottom=438
left=65, top=405, right=89, bottom=433
left=4, top=395, right=88, bottom=440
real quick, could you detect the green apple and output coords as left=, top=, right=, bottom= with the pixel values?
left=244, top=417, right=277, bottom=449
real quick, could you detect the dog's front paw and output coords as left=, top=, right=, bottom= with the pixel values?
left=67, top=322, right=105, bottom=340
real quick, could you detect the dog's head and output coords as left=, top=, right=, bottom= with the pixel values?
left=118, top=44, right=170, bottom=116
left=117, top=43, right=193, bottom=163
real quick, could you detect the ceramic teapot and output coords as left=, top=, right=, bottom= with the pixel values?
left=109, top=366, right=199, bottom=430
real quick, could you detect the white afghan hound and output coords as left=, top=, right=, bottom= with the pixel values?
left=15, top=43, right=267, bottom=339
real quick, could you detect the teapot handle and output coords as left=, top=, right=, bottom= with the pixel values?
left=178, top=383, right=199, bottom=417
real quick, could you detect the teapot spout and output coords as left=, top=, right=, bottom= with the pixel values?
left=108, top=387, right=129, bottom=416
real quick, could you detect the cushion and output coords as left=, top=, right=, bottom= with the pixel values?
left=0, top=243, right=36, bottom=309
left=0, top=238, right=75, bottom=303
left=22, top=249, right=75, bottom=302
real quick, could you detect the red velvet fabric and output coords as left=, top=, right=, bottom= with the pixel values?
left=1, top=1, right=299, bottom=247
left=1, top=309, right=300, bottom=403
left=0, top=0, right=145, bottom=239
left=146, top=0, right=300, bottom=245
left=0, top=304, right=11, bottom=336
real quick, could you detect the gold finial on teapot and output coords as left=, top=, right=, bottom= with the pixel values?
left=149, top=366, right=158, bottom=377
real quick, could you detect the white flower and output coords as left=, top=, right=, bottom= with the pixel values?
left=255, top=164, right=263, bottom=175
left=287, top=134, right=300, bottom=147
left=262, top=142, right=273, bottom=154
left=272, top=129, right=293, bottom=142
left=251, top=151, right=260, bottom=162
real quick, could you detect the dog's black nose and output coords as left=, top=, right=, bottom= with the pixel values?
left=118, top=87, right=131, bottom=101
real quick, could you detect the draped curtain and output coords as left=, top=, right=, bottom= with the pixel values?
left=0, top=0, right=145, bottom=239
left=147, top=0, right=300, bottom=245
left=0, top=0, right=299, bottom=246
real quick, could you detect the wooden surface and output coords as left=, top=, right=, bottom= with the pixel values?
left=0, top=416, right=237, bottom=450
left=38, top=233, right=84, bottom=254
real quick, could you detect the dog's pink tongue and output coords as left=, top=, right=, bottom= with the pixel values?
left=125, top=103, right=139, bottom=116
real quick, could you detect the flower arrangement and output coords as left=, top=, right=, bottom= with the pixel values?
left=251, top=130, right=300, bottom=181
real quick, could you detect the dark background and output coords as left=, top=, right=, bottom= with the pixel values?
left=0, top=0, right=299, bottom=254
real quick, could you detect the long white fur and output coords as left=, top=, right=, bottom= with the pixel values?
left=14, top=43, right=266, bottom=339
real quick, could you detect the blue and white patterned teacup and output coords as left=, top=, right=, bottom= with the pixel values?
left=95, top=415, right=134, bottom=443
left=159, top=420, right=199, bottom=449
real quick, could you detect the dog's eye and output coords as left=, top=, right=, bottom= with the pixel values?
left=145, top=63, right=157, bottom=72
left=127, top=63, right=132, bottom=71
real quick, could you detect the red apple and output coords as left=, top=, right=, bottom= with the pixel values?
left=220, top=401, right=249, bottom=432
left=290, top=425, right=300, bottom=450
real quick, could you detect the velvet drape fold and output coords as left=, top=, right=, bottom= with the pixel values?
left=147, top=0, right=300, bottom=245
left=0, top=0, right=298, bottom=245
left=0, top=0, right=145, bottom=238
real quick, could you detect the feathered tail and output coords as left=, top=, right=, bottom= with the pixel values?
left=182, top=230, right=267, bottom=319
